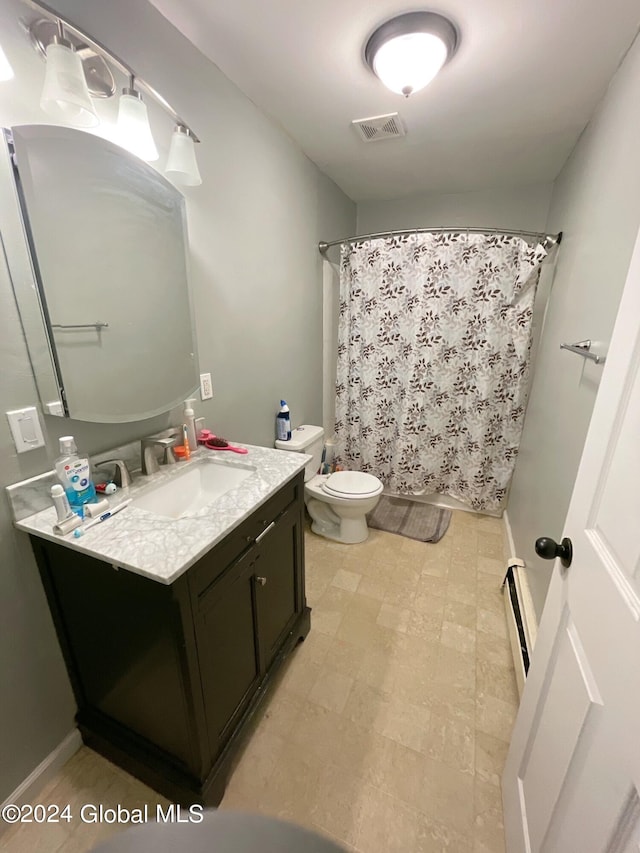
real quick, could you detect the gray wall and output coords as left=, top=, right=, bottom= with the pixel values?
left=0, top=0, right=354, bottom=801
left=356, top=183, right=553, bottom=235
left=0, top=249, right=78, bottom=805
left=508, top=32, right=640, bottom=618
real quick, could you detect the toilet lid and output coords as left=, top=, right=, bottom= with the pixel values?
left=322, top=471, right=382, bottom=498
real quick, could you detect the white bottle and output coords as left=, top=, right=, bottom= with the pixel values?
left=183, top=399, right=197, bottom=451
left=50, top=484, right=73, bottom=522
left=276, top=400, right=292, bottom=441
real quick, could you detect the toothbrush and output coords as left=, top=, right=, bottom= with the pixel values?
left=74, top=499, right=132, bottom=535
left=204, top=436, right=248, bottom=454
left=183, top=423, right=191, bottom=459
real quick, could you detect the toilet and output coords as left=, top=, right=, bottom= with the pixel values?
left=275, top=425, right=383, bottom=544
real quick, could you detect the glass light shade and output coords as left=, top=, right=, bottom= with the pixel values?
left=372, top=32, right=448, bottom=96
left=0, top=44, right=14, bottom=82
left=165, top=127, right=201, bottom=187
left=40, top=41, right=99, bottom=128
left=116, top=93, right=159, bottom=161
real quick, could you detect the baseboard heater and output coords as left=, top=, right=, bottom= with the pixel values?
left=502, top=559, right=538, bottom=697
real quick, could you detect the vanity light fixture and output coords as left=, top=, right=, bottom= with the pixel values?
left=364, top=11, right=458, bottom=98
left=0, top=43, right=14, bottom=81
left=165, top=125, right=202, bottom=187
left=40, top=20, right=99, bottom=127
left=116, top=76, right=159, bottom=162
left=25, top=0, right=202, bottom=183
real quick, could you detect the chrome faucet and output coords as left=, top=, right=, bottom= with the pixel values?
left=94, top=459, right=133, bottom=488
left=141, top=431, right=180, bottom=476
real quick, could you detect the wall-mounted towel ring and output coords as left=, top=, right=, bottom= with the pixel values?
left=560, top=339, right=604, bottom=365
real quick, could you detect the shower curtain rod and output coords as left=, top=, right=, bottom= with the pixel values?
left=318, top=227, right=563, bottom=256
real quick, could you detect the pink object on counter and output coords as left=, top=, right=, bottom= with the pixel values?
left=204, top=436, right=248, bottom=454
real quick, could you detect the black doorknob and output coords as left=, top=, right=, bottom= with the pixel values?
left=535, top=536, right=573, bottom=568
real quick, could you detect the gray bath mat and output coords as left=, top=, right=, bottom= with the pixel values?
left=367, top=496, right=452, bottom=542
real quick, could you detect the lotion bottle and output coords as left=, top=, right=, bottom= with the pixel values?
left=183, top=399, right=197, bottom=452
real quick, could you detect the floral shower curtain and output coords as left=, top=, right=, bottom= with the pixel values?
left=334, top=232, right=548, bottom=512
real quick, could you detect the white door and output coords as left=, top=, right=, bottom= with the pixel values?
left=502, top=223, right=640, bottom=853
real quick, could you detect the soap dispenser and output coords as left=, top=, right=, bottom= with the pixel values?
left=183, top=399, right=197, bottom=452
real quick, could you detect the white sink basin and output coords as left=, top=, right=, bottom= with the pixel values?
left=133, top=459, right=255, bottom=519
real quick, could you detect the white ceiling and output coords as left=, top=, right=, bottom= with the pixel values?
left=150, top=0, right=640, bottom=203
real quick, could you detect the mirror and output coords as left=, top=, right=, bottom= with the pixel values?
left=0, top=124, right=198, bottom=422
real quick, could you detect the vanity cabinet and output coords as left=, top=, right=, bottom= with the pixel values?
left=195, top=500, right=302, bottom=762
left=31, top=471, right=310, bottom=806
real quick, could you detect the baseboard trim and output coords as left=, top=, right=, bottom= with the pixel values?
left=0, top=729, right=81, bottom=837
left=503, top=510, right=516, bottom=560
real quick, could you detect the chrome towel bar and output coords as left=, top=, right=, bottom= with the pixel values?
left=51, top=321, right=109, bottom=330
left=560, top=339, right=604, bottom=365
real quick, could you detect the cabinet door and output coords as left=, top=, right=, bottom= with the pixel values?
left=255, top=501, right=304, bottom=670
left=195, top=547, right=261, bottom=757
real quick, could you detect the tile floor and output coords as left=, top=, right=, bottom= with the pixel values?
left=0, top=510, right=519, bottom=853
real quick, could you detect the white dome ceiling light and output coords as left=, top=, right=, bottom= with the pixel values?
left=364, top=11, right=459, bottom=98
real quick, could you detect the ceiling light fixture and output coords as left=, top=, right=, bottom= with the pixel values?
left=40, top=20, right=99, bottom=127
left=165, top=125, right=202, bottom=187
left=364, top=11, right=458, bottom=98
left=117, top=76, right=159, bottom=161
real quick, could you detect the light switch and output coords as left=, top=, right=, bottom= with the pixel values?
left=6, top=407, right=46, bottom=453
left=200, top=372, right=213, bottom=400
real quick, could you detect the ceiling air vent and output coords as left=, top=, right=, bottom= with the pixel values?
left=352, top=113, right=406, bottom=143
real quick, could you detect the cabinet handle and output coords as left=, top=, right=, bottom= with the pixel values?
left=255, top=521, right=276, bottom=544
left=256, top=576, right=267, bottom=586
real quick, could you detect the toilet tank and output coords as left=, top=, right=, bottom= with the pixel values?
left=275, top=424, right=324, bottom=482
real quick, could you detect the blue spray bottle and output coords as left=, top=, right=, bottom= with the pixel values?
left=276, top=400, right=292, bottom=441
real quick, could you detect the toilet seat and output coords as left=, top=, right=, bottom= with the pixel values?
left=321, top=471, right=383, bottom=499
left=304, top=472, right=383, bottom=544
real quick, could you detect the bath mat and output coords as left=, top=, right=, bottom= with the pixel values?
left=367, top=496, right=452, bottom=543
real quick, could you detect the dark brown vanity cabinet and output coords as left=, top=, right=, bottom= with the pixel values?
left=31, top=472, right=310, bottom=806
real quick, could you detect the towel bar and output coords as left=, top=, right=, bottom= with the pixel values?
left=560, top=339, right=604, bottom=365
left=51, top=321, right=109, bottom=330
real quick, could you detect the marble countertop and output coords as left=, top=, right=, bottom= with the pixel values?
left=12, top=445, right=310, bottom=585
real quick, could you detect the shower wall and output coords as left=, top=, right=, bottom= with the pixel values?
left=356, top=183, right=553, bottom=235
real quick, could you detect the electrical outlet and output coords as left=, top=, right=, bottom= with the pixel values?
left=200, top=372, right=213, bottom=400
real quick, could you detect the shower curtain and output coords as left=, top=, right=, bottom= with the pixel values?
left=334, top=232, right=548, bottom=512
